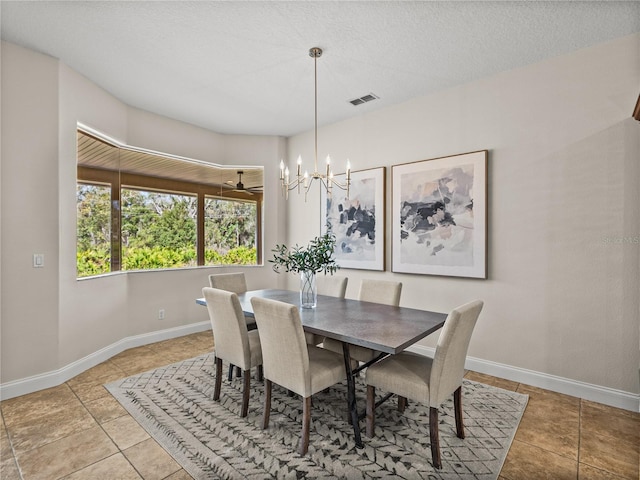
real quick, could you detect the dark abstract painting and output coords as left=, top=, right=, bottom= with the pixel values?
left=321, top=167, right=385, bottom=271
left=392, top=151, right=487, bottom=278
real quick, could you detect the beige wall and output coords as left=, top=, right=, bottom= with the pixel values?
left=1, top=41, right=285, bottom=387
left=287, top=34, right=640, bottom=396
left=1, top=42, right=61, bottom=381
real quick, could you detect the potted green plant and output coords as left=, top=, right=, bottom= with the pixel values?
left=270, top=233, right=339, bottom=308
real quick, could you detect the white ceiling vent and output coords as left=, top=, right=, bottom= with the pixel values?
left=349, top=93, right=379, bottom=106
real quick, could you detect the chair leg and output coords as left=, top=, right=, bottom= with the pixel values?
left=235, top=366, right=241, bottom=378
left=299, top=396, right=311, bottom=455
left=366, top=385, right=376, bottom=437
left=454, top=386, right=465, bottom=439
left=429, top=406, right=442, bottom=469
left=214, top=357, right=223, bottom=401
left=262, top=379, right=272, bottom=429
left=256, top=365, right=264, bottom=382
left=228, top=364, right=234, bottom=381
left=398, top=396, right=407, bottom=413
left=241, top=369, right=251, bottom=417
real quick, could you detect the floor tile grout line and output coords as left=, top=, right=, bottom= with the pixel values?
left=575, top=401, right=580, bottom=480
left=61, top=380, right=118, bottom=479
left=1, top=409, right=25, bottom=480
left=1, top=340, right=206, bottom=480
left=496, top=381, right=524, bottom=480
left=63, top=378, right=150, bottom=479
left=577, top=400, right=640, bottom=477
left=504, top=380, right=582, bottom=477
left=577, top=398, right=582, bottom=476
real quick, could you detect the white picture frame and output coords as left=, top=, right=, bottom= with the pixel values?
left=321, top=167, right=386, bottom=271
left=392, top=151, right=487, bottom=278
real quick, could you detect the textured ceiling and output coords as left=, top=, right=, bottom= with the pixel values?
left=2, top=1, right=639, bottom=137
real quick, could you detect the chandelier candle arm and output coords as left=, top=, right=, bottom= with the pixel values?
left=279, top=47, right=351, bottom=201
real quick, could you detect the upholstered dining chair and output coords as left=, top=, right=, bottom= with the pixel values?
left=323, top=278, right=402, bottom=362
left=208, top=272, right=255, bottom=379
left=317, top=274, right=348, bottom=298
left=364, top=300, right=484, bottom=469
left=208, top=272, right=247, bottom=294
left=202, top=287, right=263, bottom=418
left=305, top=274, right=349, bottom=346
left=250, top=296, right=347, bottom=455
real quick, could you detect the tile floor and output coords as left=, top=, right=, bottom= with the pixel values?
left=1, top=332, right=638, bottom=479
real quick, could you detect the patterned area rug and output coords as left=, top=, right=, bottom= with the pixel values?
left=106, top=353, right=527, bottom=479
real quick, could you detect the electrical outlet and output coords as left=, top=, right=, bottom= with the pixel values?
left=158, top=309, right=165, bottom=320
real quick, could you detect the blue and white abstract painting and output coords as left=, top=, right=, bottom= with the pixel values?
left=321, top=167, right=385, bottom=271
left=392, top=151, right=487, bottom=278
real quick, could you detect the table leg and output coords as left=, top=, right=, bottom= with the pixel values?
left=341, top=342, right=363, bottom=448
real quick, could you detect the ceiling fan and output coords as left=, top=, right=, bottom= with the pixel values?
left=224, top=170, right=263, bottom=195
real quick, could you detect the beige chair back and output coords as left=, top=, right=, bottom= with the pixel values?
left=202, top=287, right=253, bottom=370
left=251, top=297, right=311, bottom=397
left=208, top=272, right=247, bottom=294
left=322, top=278, right=402, bottom=360
left=317, top=274, right=348, bottom=298
left=429, top=300, right=484, bottom=405
left=359, top=279, right=402, bottom=306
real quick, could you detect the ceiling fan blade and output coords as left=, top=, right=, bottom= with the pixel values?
left=234, top=188, right=253, bottom=195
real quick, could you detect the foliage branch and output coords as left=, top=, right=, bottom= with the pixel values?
left=270, top=233, right=339, bottom=275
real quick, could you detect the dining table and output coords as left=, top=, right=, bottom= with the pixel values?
left=197, top=288, right=447, bottom=448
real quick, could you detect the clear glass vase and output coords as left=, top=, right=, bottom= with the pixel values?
left=300, top=270, right=317, bottom=308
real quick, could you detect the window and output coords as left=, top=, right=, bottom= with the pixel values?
left=76, top=129, right=263, bottom=278
left=204, top=197, right=257, bottom=265
left=121, top=189, right=197, bottom=270
left=76, top=183, right=111, bottom=277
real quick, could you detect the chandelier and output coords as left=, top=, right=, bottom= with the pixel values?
left=279, top=47, right=351, bottom=201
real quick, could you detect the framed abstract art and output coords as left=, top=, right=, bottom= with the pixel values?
left=321, top=167, right=385, bottom=271
left=392, top=151, right=487, bottom=278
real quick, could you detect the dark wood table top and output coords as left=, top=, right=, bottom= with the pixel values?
left=200, top=289, right=447, bottom=355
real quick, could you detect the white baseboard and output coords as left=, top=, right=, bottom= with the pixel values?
left=408, top=344, right=640, bottom=413
left=0, top=321, right=211, bottom=401
left=3, top=328, right=638, bottom=413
